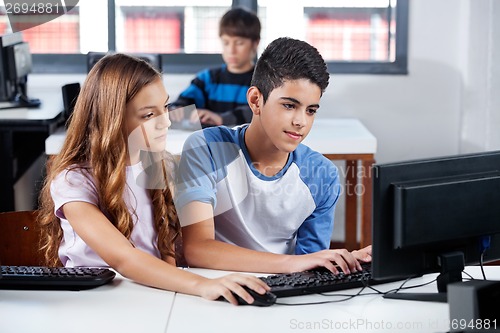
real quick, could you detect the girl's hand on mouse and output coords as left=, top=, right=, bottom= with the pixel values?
left=196, top=273, right=270, bottom=305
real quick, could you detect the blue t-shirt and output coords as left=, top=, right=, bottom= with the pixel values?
left=175, top=125, right=340, bottom=255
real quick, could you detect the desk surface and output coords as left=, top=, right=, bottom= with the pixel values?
left=0, top=274, right=175, bottom=333
left=0, top=90, right=62, bottom=123
left=1, top=266, right=498, bottom=333
left=45, top=118, right=377, bottom=155
left=166, top=268, right=465, bottom=333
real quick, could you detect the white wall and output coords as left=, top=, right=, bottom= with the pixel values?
left=460, top=0, right=500, bottom=153
left=319, top=0, right=466, bottom=164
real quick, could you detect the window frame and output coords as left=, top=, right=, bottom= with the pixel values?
left=324, top=0, right=409, bottom=75
left=31, top=0, right=408, bottom=75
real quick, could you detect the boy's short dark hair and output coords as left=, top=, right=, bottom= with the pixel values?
left=219, top=7, right=261, bottom=42
left=251, top=37, right=330, bottom=103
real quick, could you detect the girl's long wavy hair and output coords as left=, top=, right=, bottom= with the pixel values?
left=38, top=53, right=180, bottom=266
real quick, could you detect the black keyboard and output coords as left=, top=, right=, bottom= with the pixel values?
left=260, top=263, right=388, bottom=297
left=0, top=265, right=116, bottom=291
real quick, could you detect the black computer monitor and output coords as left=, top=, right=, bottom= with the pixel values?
left=0, top=32, right=40, bottom=109
left=86, top=52, right=162, bottom=73
left=371, top=150, right=500, bottom=302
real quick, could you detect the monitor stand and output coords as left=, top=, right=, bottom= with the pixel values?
left=0, top=93, right=41, bottom=110
left=383, top=290, right=448, bottom=302
left=383, top=251, right=465, bottom=303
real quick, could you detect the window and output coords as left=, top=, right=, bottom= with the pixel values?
left=115, top=4, right=230, bottom=54
left=0, top=0, right=408, bottom=74
left=257, top=0, right=407, bottom=74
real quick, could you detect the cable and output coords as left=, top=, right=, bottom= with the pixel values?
left=480, top=251, right=487, bottom=280
left=479, top=235, right=491, bottom=280
left=275, top=286, right=373, bottom=306
left=274, top=275, right=436, bottom=306
left=382, top=276, right=437, bottom=298
left=273, top=257, right=492, bottom=306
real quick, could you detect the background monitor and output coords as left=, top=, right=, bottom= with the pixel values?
left=371, top=150, right=500, bottom=302
left=86, top=52, right=162, bottom=73
left=61, top=82, right=81, bottom=127
left=0, top=32, right=40, bottom=109
left=7, top=42, right=32, bottom=79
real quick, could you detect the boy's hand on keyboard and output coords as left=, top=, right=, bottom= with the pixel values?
left=288, top=249, right=362, bottom=275
left=351, top=245, right=372, bottom=263
left=197, top=273, right=270, bottom=306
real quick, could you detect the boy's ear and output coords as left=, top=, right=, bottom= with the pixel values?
left=247, top=86, right=262, bottom=115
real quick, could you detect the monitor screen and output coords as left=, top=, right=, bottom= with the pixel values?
left=0, top=32, right=24, bottom=103
left=0, top=32, right=39, bottom=108
left=371, top=150, right=500, bottom=301
left=6, top=42, right=32, bottom=80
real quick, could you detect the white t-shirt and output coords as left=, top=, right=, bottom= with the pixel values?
left=175, top=125, right=340, bottom=255
left=51, top=163, right=160, bottom=267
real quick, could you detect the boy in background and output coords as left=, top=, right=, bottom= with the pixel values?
left=170, top=7, right=260, bottom=127
left=175, top=37, right=371, bottom=274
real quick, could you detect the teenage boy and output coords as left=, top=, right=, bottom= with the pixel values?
left=169, top=7, right=260, bottom=127
left=175, top=37, right=371, bottom=274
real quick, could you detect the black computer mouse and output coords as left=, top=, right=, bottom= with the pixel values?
left=219, top=286, right=277, bottom=306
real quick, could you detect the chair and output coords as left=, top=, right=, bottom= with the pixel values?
left=0, top=210, right=44, bottom=266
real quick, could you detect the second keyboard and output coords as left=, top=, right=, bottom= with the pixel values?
left=0, top=265, right=116, bottom=291
left=260, top=264, right=384, bottom=297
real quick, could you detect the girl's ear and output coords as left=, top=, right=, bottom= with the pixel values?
left=247, top=86, right=262, bottom=115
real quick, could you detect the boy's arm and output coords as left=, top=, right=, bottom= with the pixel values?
left=170, top=71, right=209, bottom=111
left=181, top=201, right=362, bottom=274
left=294, top=163, right=370, bottom=262
left=181, top=201, right=290, bottom=273
left=295, top=160, right=340, bottom=254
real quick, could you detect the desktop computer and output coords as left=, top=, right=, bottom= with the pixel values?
left=0, top=32, right=40, bottom=109
left=371, top=150, right=500, bottom=304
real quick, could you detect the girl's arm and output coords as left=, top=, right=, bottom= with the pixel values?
left=62, top=201, right=269, bottom=305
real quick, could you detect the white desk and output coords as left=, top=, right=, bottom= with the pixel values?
left=0, top=274, right=175, bottom=333
left=45, top=119, right=377, bottom=250
left=0, top=91, right=62, bottom=121
left=2, top=266, right=498, bottom=333
left=45, top=118, right=376, bottom=156
left=168, top=266, right=499, bottom=333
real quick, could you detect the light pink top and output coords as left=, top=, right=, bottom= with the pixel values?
left=51, top=163, right=161, bottom=267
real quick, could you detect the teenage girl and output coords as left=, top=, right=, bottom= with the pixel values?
left=38, top=53, right=269, bottom=305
